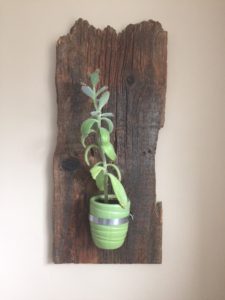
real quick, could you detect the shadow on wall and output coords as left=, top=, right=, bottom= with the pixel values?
left=45, top=40, right=57, bottom=264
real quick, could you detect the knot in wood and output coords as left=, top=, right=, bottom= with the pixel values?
left=61, top=158, right=81, bottom=172
left=126, top=74, right=135, bottom=86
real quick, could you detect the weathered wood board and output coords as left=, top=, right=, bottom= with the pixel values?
left=53, top=19, right=167, bottom=263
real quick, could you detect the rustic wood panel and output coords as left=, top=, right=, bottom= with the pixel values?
left=53, top=18, right=167, bottom=263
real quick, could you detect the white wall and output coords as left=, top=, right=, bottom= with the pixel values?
left=0, top=0, right=225, bottom=299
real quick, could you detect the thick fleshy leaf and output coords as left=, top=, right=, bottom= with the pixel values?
left=90, top=70, right=100, bottom=87
left=90, top=165, right=104, bottom=180
left=101, top=112, right=114, bottom=118
left=108, top=173, right=128, bottom=207
left=90, top=111, right=100, bottom=117
left=84, top=144, right=98, bottom=166
left=96, top=170, right=105, bottom=191
left=107, top=163, right=121, bottom=181
left=96, top=86, right=108, bottom=97
left=81, top=131, right=95, bottom=147
left=101, top=117, right=113, bottom=133
left=102, top=143, right=117, bottom=161
left=99, top=127, right=110, bottom=145
left=81, top=135, right=86, bottom=148
left=98, top=91, right=110, bottom=110
left=81, top=85, right=95, bottom=99
left=81, top=118, right=97, bottom=138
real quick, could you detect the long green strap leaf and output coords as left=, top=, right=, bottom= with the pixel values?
left=107, top=173, right=128, bottom=208
left=81, top=130, right=95, bottom=147
left=96, top=170, right=105, bottom=191
left=101, top=117, right=113, bottom=133
left=107, top=163, right=121, bottom=181
left=99, top=127, right=110, bottom=145
left=81, top=118, right=98, bottom=138
left=90, top=165, right=104, bottom=180
left=84, top=144, right=99, bottom=166
left=102, top=142, right=117, bottom=161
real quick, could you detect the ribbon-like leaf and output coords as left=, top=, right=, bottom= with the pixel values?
left=81, top=118, right=98, bottom=138
left=101, top=117, right=113, bottom=133
left=107, top=163, right=121, bottom=181
left=84, top=144, right=98, bottom=166
left=96, top=170, right=105, bottom=191
left=99, top=127, right=110, bottom=145
left=90, top=165, right=104, bottom=180
left=108, top=173, right=128, bottom=208
left=102, top=142, right=117, bottom=161
left=81, top=131, right=95, bottom=147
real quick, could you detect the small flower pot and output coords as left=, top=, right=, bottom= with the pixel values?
left=89, top=194, right=130, bottom=250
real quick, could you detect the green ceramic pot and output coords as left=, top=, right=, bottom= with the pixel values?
left=89, top=194, right=130, bottom=250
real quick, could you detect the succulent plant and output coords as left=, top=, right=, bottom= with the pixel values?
left=81, top=70, right=128, bottom=208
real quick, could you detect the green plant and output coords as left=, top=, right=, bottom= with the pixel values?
left=80, top=69, right=128, bottom=208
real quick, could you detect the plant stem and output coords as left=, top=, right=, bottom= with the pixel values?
left=95, top=102, right=108, bottom=203
left=102, top=147, right=109, bottom=203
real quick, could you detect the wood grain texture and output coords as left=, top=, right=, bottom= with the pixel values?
left=53, top=18, right=167, bottom=263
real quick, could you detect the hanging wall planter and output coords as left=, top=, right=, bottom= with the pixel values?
left=53, top=18, right=167, bottom=264
left=89, top=195, right=131, bottom=250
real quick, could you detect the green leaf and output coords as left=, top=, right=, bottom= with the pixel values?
left=90, top=70, right=100, bottom=87
left=81, top=131, right=95, bottom=147
left=99, top=127, right=110, bottom=145
left=107, top=163, right=121, bottom=181
left=81, top=118, right=97, bottom=138
left=96, top=170, right=105, bottom=191
left=81, top=85, right=95, bottom=99
left=102, top=143, right=117, bottom=161
left=84, top=144, right=98, bottom=166
left=90, top=111, right=100, bottom=117
left=90, top=165, right=104, bottom=180
left=81, top=135, right=86, bottom=147
left=95, top=161, right=104, bottom=167
left=101, top=117, right=113, bottom=133
left=98, top=91, right=110, bottom=110
left=101, top=112, right=114, bottom=118
left=108, top=173, right=128, bottom=207
left=96, top=86, right=108, bottom=97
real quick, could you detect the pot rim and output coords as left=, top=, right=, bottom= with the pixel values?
left=90, top=194, right=130, bottom=209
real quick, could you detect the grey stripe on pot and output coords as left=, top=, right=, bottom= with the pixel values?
left=89, top=215, right=129, bottom=226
